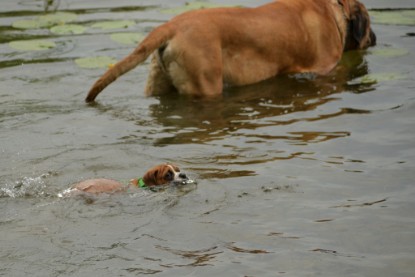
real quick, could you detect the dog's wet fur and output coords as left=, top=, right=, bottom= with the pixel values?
left=70, top=164, right=188, bottom=194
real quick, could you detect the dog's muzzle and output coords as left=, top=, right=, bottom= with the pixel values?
left=369, top=28, right=377, bottom=47
left=174, top=173, right=196, bottom=185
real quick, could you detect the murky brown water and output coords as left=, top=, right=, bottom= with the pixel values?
left=1, top=0, right=415, bottom=276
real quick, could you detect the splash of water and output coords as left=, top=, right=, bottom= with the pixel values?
left=0, top=173, right=51, bottom=198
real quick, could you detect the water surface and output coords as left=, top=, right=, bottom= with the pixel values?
left=1, top=0, right=414, bottom=276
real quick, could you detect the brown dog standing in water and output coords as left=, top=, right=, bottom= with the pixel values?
left=72, top=164, right=188, bottom=194
left=85, top=0, right=376, bottom=101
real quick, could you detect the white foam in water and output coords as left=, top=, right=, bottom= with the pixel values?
left=57, top=188, right=75, bottom=198
left=1, top=175, right=48, bottom=198
left=0, top=185, right=17, bottom=198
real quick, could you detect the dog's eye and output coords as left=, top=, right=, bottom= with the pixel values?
left=165, top=171, right=174, bottom=181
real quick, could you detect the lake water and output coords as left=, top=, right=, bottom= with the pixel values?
left=1, top=0, right=414, bottom=276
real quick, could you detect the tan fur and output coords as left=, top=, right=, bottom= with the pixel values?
left=85, top=0, right=375, bottom=102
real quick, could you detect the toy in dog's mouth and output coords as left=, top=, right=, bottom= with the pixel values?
left=145, top=178, right=196, bottom=193
left=172, top=178, right=196, bottom=186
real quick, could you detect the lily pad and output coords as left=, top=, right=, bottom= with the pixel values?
left=38, top=12, right=78, bottom=25
left=9, top=39, right=56, bottom=51
left=161, top=1, right=230, bottom=14
left=12, top=19, right=51, bottom=29
left=50, top=24, right=86, bottom=35
left=75, top=56, right=117, bottom=69
left=371, top=48, right=409, bottom=57
left=370, top=10, right=415, bottom=26
left=91, top=20, right=136, bottom=30
left=12, top=12, right=78, bottom=29
left=358, top=72, right=405, bottom=84
left=110, top=32, right=145, bottom=45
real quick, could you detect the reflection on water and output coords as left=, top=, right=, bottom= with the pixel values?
left=149, top=51, right=373, bottom=146
left=44, top=0, right=60, bottom=12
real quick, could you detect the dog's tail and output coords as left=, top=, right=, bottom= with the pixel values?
left=85, top=25, right=174, bottom=102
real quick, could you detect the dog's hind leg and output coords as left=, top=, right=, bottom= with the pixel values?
left=145, top=54, right=176, bottom=96
left=169, top=46, right=223, bottom=97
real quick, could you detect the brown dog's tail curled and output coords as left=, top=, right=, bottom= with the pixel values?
left=85, top=25, right=174, bottom=102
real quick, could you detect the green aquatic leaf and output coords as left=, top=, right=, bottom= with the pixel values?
left=161, top=1, right=230, bottom=14
left=370, top=10, right=415, bottom=26
left=359, top=72, right=405, bottom=84
left=75, top=56, right=117, bottom=69
left=12, top=12, right=78, bottom=29
left=371, top=48, right=409, bottom=57
left=12, top=19, right=51, bottom=29
left=91, top=20, right=136, bottom=30
left=38, top=12, right=78, bottom=25
left=110, top=33, right=145, bottom=45
left=9, top=39, right=56, bottom=51
left=50, top=24, right=86, bottom=35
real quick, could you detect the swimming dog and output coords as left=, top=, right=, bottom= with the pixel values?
left=72, top=163, right=189, bottom=193
left=85, top=0, right=376, bottom=101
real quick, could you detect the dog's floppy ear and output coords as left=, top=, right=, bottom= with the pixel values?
left=142, top=168, right=159, bottom=186
left=350, top=10, right=368, bottom=47
left=344, top=1, right=374, bottom=50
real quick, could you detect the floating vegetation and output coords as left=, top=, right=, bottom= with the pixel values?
left=12, top=12, right=78, bottom=29
left=371, top=47, right=409, bottom=58
left=10, top=12, right=141, bottom=51
left=358, top=72, right=405, bottom=84
left=9, top=39, right=56, bottom=51
left=161, top=1, right=232, bottom=14
left=10, top=12, right=82, bottom=51
left=91, top=20, right=136, bottom=30
left=370, top=10, right=415, bottom=26
left=75, top=56, right=117, bottom=69
left=110, top=32, right=145, bottom=45
left=50, top=24, right=86, bottom=35
left=12, top=19, right=51, bottom=29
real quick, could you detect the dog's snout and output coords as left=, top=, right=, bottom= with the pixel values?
left=179, top=173, right=188, bottom=179
left=369, top=28, right=377, bottom=47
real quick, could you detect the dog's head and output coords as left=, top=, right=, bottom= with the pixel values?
left=142, top=163, right=188, bottom=187
left=340, top=0, right=376, bottom=51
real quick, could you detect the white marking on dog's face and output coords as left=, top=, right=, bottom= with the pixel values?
left=167, top=164, right=188, bottom=182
